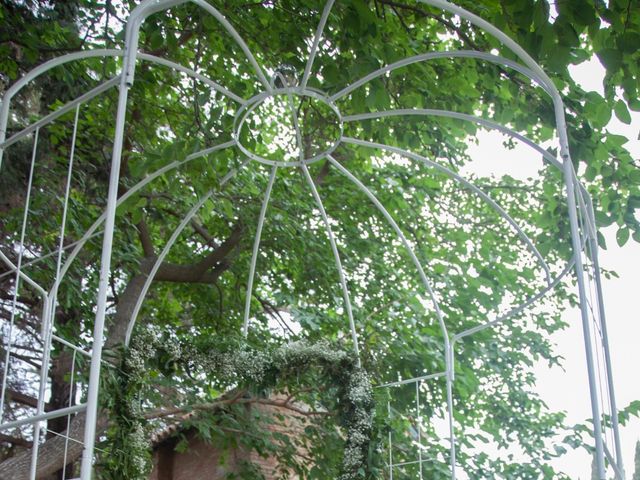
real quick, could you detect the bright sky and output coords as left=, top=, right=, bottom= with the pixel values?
left=466, top=58, right=640, bottom=478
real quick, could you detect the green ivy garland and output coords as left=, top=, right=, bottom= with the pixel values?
left=102, top=328, right=376, bottom=480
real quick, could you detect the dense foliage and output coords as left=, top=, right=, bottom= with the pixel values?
left=0, top=0, right=639, bottom=479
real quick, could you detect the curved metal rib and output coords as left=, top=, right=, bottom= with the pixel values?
left=330, top=50, right=551, bottom=104
left=55, top=140, right=237, bottom=291
left=0, top=49, right=122, bottom=105
left=0, top=49, right=244, bottom=166
left=300, top=0, right=336, bottom=90
left=342, top=136, right=552, bottom=285
left=277, top=72, right=360, bottom=361
left=124, top=159, right=248, bottom=345
left=344, top=108, right=561, bottom=169
left=137, top=53, right=246, bottom=104
left=0, top=49, right=116, bottom=166
left=326, top=154, right=450, bottom=347
left=453, top=260, right=574, bottom=342
left=242, top=165, right=278, bottom=336
left=328, top=154, right=455, bottom=463
left=418, top=0, right=555, bottom=94
left=0, top=232, right=102, bottom=282
left=299, top=161, right=361, bottom=362
left=413, top=1, right=574, bottom=184
left=1, top=77, right=120, bottom=151
left=191, top=0, right=271, bottom=91
left=0, top=251, right=47, bottom=297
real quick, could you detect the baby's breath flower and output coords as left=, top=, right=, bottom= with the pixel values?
left=105, top=326, right=375, bottom=480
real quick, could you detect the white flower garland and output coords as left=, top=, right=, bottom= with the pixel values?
left=103, top=329, right=376, bottom=480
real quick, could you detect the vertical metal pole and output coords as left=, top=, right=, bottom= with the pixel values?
left=79, top=68, right=132, bottom=480
left=62, top=348, right=78, bottom=480
left=387, top=400, right=393, bottom=480
left=563, top=159, right=606, bottom=480
left=585, top=195, right=625, bottom=478
left=0, top=98, right=9, bottom=169
left=446, top=343, right=456, bottom=479
left=30, top=296, right=53, bottom=480
left=416, top=381, right=423, bottom=479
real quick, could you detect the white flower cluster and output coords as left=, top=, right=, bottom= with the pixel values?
left=124, top=328, right=163, bottom=379
left=164, top=335, right=182, bottom=361
left=347, top=370, right=373, bottom=404
left=339, top=369, right=374, bottom=480
left=129, top=422, right=152, bottom=477
left=123, top=345, right=148, bottom=375
left=231, top=348, right=271, bottom=383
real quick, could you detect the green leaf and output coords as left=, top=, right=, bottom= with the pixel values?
left=597, top=48, right=623, bottom=71
left=584, top=93, right=611, bottom=128
left=616, top=227, right=629, bottom=246
left=614, top=100, right=632, bottom=124
left=532, top=0, right=549, bottom=28
left=595, top=209, right=615, bottom=227
left=628, top=170, right=640, bottom=183
left=617, top=32, right=640, bottom=53
left=606, top=133, right=629, bottom=148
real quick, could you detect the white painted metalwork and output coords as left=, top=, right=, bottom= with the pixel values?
left=0, top=0, right=625, bottom=479
left=243, top=165, right=278, bottom=337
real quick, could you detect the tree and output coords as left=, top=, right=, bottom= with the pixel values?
left=0, top=0, right=638, bottom=478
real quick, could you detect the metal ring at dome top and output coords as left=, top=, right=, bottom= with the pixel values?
left=232, top=86, right=344, bottom=167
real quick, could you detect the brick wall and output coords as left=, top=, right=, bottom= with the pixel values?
left=149, top=397, right=307, bottom=480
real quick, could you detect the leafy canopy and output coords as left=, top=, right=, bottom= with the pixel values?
left=0, top=0, right=638, bottom=479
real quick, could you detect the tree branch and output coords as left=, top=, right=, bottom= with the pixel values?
left=136, top=219, right=155, bottom=257
left=4, top=389, right=52, bottom=412
left=152, top=222, right=243, bottom=283
left=379, top=0, right=479, bottom=48
left=0, top=434, right=31, bottom=449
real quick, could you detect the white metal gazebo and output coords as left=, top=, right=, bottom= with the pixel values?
left=0, top=1, right=625, bottom=478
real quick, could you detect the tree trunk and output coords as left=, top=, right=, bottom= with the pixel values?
left=0, top=413, right=109, bottom=480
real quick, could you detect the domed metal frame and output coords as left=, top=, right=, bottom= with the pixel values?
left=0, top=1, right=625, bottom=478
